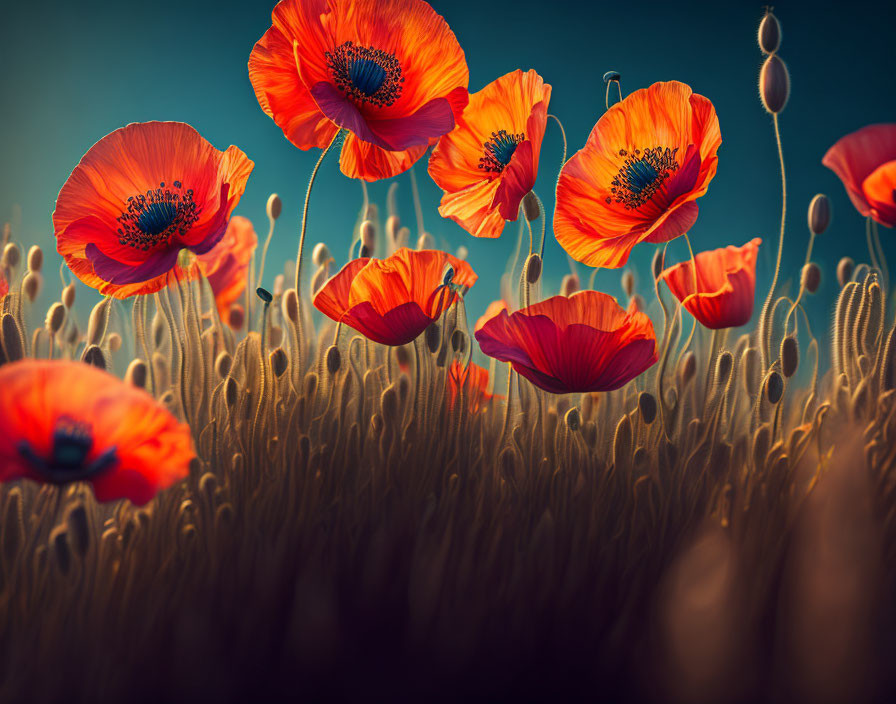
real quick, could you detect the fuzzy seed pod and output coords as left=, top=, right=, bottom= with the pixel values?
left=312, top=243, right=331, bottom=268
left=224, top=377, right=238, bottom=408
left=564, top=407, right=581, bottom=431
left=416, top=232, right=434, bottom=250
left=621, top=270, right=635, bottom=298
left=215, top=351, right=232, bottom=379
left=679, top=351, right=696, bottom=387
left=45, top=302, right=66, bottom=334
left=125, top=359, right=148, bottom=389
left=326, top=345, right=341, bottom=374
left=81, top=345, right=106, bottom=370
left=2, top=314, right=24, bottom=362
left=266, top=193, right=282, bottom=220
left=303, top=372, right=318, bottom=399
left=561, top=274, right=580, bottom=297
left=87, top=298, right=111, bottom=346
left=652, top=248, right=666, bottom=280
left=522, top=191, right=540, bottom=221
left=50, top=526, right=71, bottom=575
left=758, top=10, right=781, bottom=54
left=807, top=193, right=830, bottom=235
left=760, top=54, right=790, bottom=114
left=108, top=332, right=122, bottom=352
left=270, top=347, right=289, bottom=377
left=1, top=243, right=20, bottom=270
left=65, top=503, right=90, bottom=556
left=27, top=245, right=43, bottom=273
left=800, top=262, right=821, bottom=294
left=781, top=337, right=799, bottom=377
left=282, top=289, right=299, bottom=324
left=715, top=351, right=733, bottom=386
left=864, top=282, right=883, bottom=356
left=638, top=392, right=657, bottom=425
left=525, top=253, right=542, bottom=284
left=23, top=272, right=41, bottom=302
left=450, top=329, right=466, bottom=354
left=62, top=282, right=76, bottom=308
left=227, top=304, right=245, bottom=330
left=425, top=322, right=441, bottom=354
left=766, top=371, right=784, bottom=404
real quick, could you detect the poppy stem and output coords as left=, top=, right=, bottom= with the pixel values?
left=871, top=218, right=889, bottom=290
left=501, top=363, right=515, bottom=444
left=865, top=217, right=880, bottom=274
left=535, top=192, right=547, bottom=260
left=683, top=232, right=699, bottom=300
left=548, top=114, right=567, bottom=167
left=409, top=165, right=425, bottom=236
left=257, top=209, right=278, bottom=292
left=783, top=229, right=817, bottom=336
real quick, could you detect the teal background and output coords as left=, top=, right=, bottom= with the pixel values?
left=1, top=0, right=895, bottom=358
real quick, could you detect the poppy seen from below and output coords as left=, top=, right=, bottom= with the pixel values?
left=0, top=360, right=194, bottom=505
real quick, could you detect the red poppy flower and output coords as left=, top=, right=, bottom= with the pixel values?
left=554, top=81, right=721, bottom=268
left=475, top=291, right=658, bottom=394
left=822, top=123, right=896, bottom=227
left=474, top=299, right=509, bottom=332
left=0, top=360, right=194, bottom=505
left=53, top=122, right=254, bottom=298
left=658, top=238, right=761, bottom=330
left=447, top=360, right=499, bottom=413
left=313, top=247, right=476, bottom=346
left=429, top=69, right=550, bottom=237
left=197, top=215, right=258, bottom=320
left=248, top=0, right=469, bottom=181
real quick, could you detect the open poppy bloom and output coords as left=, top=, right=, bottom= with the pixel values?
left=475, top=291, right=658, bottom=394
left=249, top=0, right=469, bottom=181
left=197, top=215, right=258, bottom=321
left=53, top=122, right=254, bottom=298
left=823, top=124, right=896, bottom=227
left=314, top=247, right=476, bottom=346
left=658, top=238, right=761, bottom=330
left=554, top=81, right=721, bottom=268
left=447, top=360, right=500, bottom=413
left=429, top=69, right=550, bottom=237
left=0, top=360, right=194, bottom=505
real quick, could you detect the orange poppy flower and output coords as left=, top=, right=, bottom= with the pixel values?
left=475, top=291, right=657, bottom=394
left=658, top=238, right=761, bottom=330
left=313, top=247, right=476, bottom=346
left=197, top=215, right=258, bottom=320
left=474, top=299, right=510, bottom=332
left=554, top=81, right=721, bottom=268
left=429, top=69, right=551, bottom=237
left=823, top=124, right=896, bottom=227
left=0, top=360, right=194, bottom=505
left=248, top=0, right=469, bottom=181
left=53, top=122, right=254, bottom=298
left=447, top=360, right=500, bottom=413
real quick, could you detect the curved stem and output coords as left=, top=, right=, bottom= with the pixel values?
left=588, top=267, right=598, bottom=290
left=547, top=114, right=567, bottom=167
left=758, top=112, right=787, bottom=367
left=409, top=165, right=425, bottom=235
left=872, top=218, right=889, bottom=289
left=866, top=217, right=880, bottom=272
left=256, top=214, right=277, bottom=291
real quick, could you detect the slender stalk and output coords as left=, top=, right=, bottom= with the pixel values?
left=872, top=218, right=889, bottom=290
left=409, top=165, right=425, bottom=236
left=257, top=212, right=277, bottom=291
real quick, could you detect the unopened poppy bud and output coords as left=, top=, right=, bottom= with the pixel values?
left=62, top=282, right=76, bottom=308
left=760, top=54, right=790, bottom=114
left=2, top=243, right=20, bottom=270
left=27, top=245, right=43, bottom=273
left=266, top=193, right=282, bottom=220
left=801, top=262, right=821, bottom=293
left=23, top=272, right=41, bottom=302
left=522, top=191, right=540, bottom=221
left=417, top=232, right=434, bottom=250
left=715, top=351, right=733, bottom=386
left=450, top=329, right=466, bottom=354
left=757, top=10, right=781, bottom=54
left=425, top=322, right=441, bottom=353
left=108, top=332, right=122, bottom=352
left=455, top=246, right=468, bottom=261
left=125, top=359, right=147, bottom=389
left=561, top=273, right=580, bottom=297
left=312, top=243, right=331, bottom=268
left=270, top=347, right=288, bottom=377
left=807, top=193, right=830, bottom=235
left=565, top=407, right=581, bottom=431
left=525, top=253, right=542, bottom=284
left=621, top=270, right=635, bottom=297
left=679, top=350, right=696, bottom=387
left=638, top=391, right=657, bottom=425
left=215, top=351, right=232, bottom=378
left=87, top=298, right=110, bottom=346
left=256, top=287, right=272, bottom=304
left=652, top=248, right=666, bottom=280
left=46, top=303, right=66, bottom=334
left=766, top=371, right=784, bottom=403
left=81, top=344, right=106, bottom=370
left=360, top=220, right=376, bottom=251
left=326, top=345, right=341, bottom=374
left=224, top=376, right=238, bottom=407
left=282, top=289, right=298, bottom=323
left=781, top=336, right=799, bottom=377
left=603, top=70, right=621, bottom=83
left=272, top=274, right=285, bottom=297
left=837, top=257, right=854, bottom=288
left=227, top=304, right=245, bottom=330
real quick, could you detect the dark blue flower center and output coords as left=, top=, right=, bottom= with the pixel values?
left=349, top=58, right=387, bottom=97
left=137, top=201, right=178, bottom=236
left=117, top=181, right=201, bottom=252
left=326, top=41, right=404, bottom=108
left=479, top=130, right=525, bottom=174
left=17, top=416, right=118, bottom=483
left=608, top=146, right=680, bottom=210
left=624, top=160, right=659, bottom=196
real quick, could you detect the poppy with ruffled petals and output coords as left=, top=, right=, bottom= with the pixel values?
left=555, top=81, right=721, bottom=268
left=659, top=238, right=761, bottom=330
left=197, top=215, right=258, bottom=320
left=249, top=0, right=469, bottom=181
left=0, top=360, right=194, bottom=505
left=447, top=360, right=499, bottom=413
left=823, top=124, right=896, bottom=227
left=314, top=247, right=476, bottom=345
left=429, top=69, right=550, bottom=237
left=475, top=291, right=657, bottom=394
left=53, top=122, right=254, bottom=298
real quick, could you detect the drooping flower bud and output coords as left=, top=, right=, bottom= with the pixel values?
left=760, top=54, right=790, bottom=114
left=781, top=336, right=799, bottom=378
left=45, top=303, right=66, bottom=334
left=638, top=391, right=657, bottom=425
left=81, top=344, right=106, bottom=370
left=525, top=253, right=542, bottom=284
left=27, top=245, right=43, bottom=273
left=522, top=191, right=540, bottom=221
left=766, top=371, right=784, bottom=403
left=87, top=298, right=110, bottom=346
left=621, top=269, right=635, bottom=298
left=807, top=193, right=830, bottom=235
left=270, top=347, right=289, bottom=377
left=282, top=289, right=298, bottom=324
left=1, top=243, right=20, bottom=270
left=312, top=243, right=331, bottom=268
left=565, top=407, right=581, bottom=431
left=215, top=351, right=232, bottom=379
left=125, top=359, right=148, bottom=389
left=561, top=274, right=580, bottom=297
left=360, top=220, right=376, bottom=252
left=107, top=332, right=122, bottom=352
left=837, top=257, right=854, bottom=288
left=326, top=345, right=341, bottom=374
left=266, top=193, right=282, bottom=221
left=801, top=262, right=821, bottom=294
left=23, top=272, right=41, bottom=302
left=757, top=10, right=781, bottom=54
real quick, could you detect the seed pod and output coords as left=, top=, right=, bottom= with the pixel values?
left=621, top=270, right=635, bottom=297
left=214, top=351, right=232, bottom=379
left=652, top=248, right=666, bottom=280
left=603, top=70, right=621, bottom=83
left=125, top=359, right=147, bottom=388
left=326, top=345, right=341, bottom=374
left=23, top=272, right=41, bottom=302
left=45, top=302, right=66, bottom=334
left=87, top=298, right=110, bottom=346
left=27, top=245, right=43, bottom=273
left=757, top=10, right=781, bottom=54
left=227, top=304, right=245, bottom=330
left=108, top=332, right=122, bottom=352
left=50, top=526, right=71, bottom=575
left=266, top=193, right=282, bottom=221
left=62, top=282, right=76, bottom=308
left=224, top=377, right=238, bottom=407
left=766, top=371, right=784, bottom=403
left=679, top=350, right=696, bottom=387
left=282, top=289, right=299, bottom=324
left=864, top=282, right=883, bottom=356
left=425, top=322, right=441, bottom=354
left=836, top=258, right=854, bottom=291
left=760, top=54, right=790, bottom=114
left=416, top=232, right=434, bottom=250
left=715, top=350, right=733, bottom=386
left=561, top=274, right=580, bottom=296
left=2, top=314, right=24, bottom=362
left=565, top=407, right=581, bottom=431
left=270, top=347, right=288, bottom=377
left=360, top=220, right=376, bottom=251
left=781, top=336, right=799, bottom=377
left=450, top=329, right=466, bottom=354
left=800, top=262, right=821, bottom=294
left=1, top=243, right=20, bottom=270
left=525, top=253, right=542, bottom=284
left=638, top=391, right=657, bottom=425
left=312, top=243, right=331, bottom=268
left=807, top=194, right=830, bottom=235
left=256, top=287, right=273, bottom=304
left=522, top=191, right=540, bottom=221
left=65, top=503, right=90, bottom=557
left=81, top=345, right=107, bottom=370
